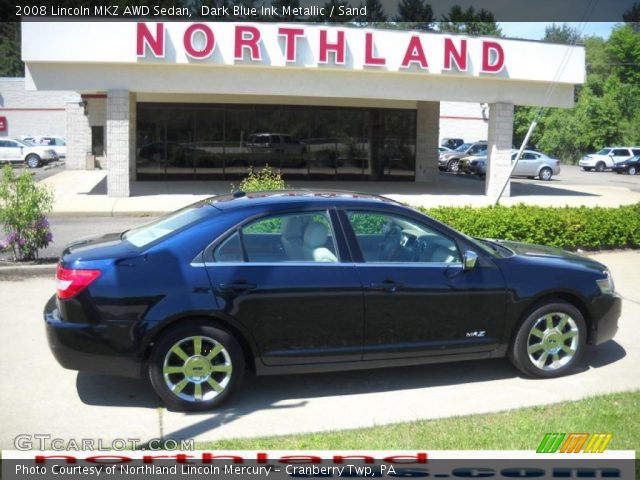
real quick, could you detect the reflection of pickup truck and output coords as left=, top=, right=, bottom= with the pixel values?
left=245, top=133, right=306, bottom=155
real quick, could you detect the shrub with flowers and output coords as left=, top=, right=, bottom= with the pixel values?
left=0, top=165, right=54, bottom=261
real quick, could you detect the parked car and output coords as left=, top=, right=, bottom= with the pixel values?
left=440, top=138, right=464, bottom=150
left=438, top=141, right=487, bottom=172
left=0, top=138, right=58, bottom=168
left=468, top=150, right=560, bottom=181
left=578, top=147, right=640, bottom=172
left=438, top=146, right=452, bottom=154
left=246, top=133, right=307, bottom=156
left=612, top=156, right=639, bottom=175
left=45, top=191, right=620, bottom=411
left=22, top=135, right=67, bottom=158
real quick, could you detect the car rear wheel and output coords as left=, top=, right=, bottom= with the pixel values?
left=26, top=154, right=41, bottom=168
left=447, top=159, right=460, bottom=172
left=509, top=301, right=586, bottom=378
left=149, top=321, right=245, bottom=411
left=595, top=161, right=606, bottom=172
left=629, top=166, right=637, bottom=175
left=539, top=167, right=553, bottom=181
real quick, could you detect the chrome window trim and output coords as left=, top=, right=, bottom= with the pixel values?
left=190, top=261, right=461, bottom=268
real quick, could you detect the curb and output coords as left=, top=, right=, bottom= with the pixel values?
left=0, top=263, right=56, bottom=279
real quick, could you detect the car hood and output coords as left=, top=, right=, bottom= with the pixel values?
left=492, top=239, right=606, bottom=270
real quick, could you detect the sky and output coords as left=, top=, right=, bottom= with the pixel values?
left=499, top=22, right=618, bottom=41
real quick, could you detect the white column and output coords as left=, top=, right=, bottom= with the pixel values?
left=65, top=98, right=91, bottom=170
left=485, top=102, right=514, bottom=198
left=106, top=90, right=135, bottom=197
left=415, top=101, right=440, bottom=182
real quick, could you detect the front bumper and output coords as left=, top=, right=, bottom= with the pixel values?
left=43, top=295, right=142, bottom=378
left=578, top=159, right=594, bottom=167
left=588, top=294, right=622, bottom=345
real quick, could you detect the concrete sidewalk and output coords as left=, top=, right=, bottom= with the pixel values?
left=41, top=170, right=640, bottom=216
left=0, top=251, right=638, bottom=448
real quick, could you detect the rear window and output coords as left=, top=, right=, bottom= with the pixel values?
left=123, top=203, right=214, bottom=248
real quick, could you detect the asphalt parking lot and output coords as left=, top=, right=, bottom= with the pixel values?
left=445, top=164, right=640, bottom=192
left=1, top=251, right=638, bottom=448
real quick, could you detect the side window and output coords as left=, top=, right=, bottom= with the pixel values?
left=215, top=211, right=339, bottom=263
left=213, top=231, right=243, bottom=262
left=632, top=149, right=640, bottom=156
left=346, top=211, right=461, bottom=264
left=613, top=149, right=629, bottom=156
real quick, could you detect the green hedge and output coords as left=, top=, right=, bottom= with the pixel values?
left=420, top=203, right=640, bottom=251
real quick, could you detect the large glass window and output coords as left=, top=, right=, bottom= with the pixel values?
left=136, top=103, right=416, bottom=181
left=346, top=211, right=461, bottom=264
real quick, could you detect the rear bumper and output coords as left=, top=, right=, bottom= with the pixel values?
left=588, top=294, right=622, bottom=345
left=43, top=295, right=142, bottom=378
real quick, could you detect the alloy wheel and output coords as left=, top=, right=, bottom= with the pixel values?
left=162, top=335, right=232, bottom=403
left=629, top=166, right=637, bottom=175
left=526, top=313, right=579, bottom=371
left=539, top=167, right=552, bottom=181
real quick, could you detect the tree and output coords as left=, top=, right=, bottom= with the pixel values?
left=394, top=0, right=434, bottom=30
left=0, top=23, right=23, bottom=77
left=623, top=2, right=640, bottom=32
left=606, top=24, right=640, bottom=85
left=439, top=5, right=501, bottom=36
left=543, top=23, right=582, bottom=44
left=356, top=0, right=387, bottom=24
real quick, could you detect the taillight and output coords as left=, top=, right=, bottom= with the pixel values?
left=56, top=264, right=101, bottom=299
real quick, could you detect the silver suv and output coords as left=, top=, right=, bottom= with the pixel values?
left=0, top=138, right=58, bottom=168
left=579, top=147, right=640, bottom=172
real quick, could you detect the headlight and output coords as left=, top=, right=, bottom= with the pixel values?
left=596, top=270, right=615, bottom=295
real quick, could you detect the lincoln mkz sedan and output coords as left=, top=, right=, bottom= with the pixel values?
left=45, top=191, right=621, bottom=411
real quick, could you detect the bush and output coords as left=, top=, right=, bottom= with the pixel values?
left=420, top=203, right=640, bottom=251
left=235, top=166, right=287, bottom=193
left=0, top=165, right=54, bottom=261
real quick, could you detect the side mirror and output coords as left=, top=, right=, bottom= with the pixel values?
left=463, top=250, right=478, bottom=271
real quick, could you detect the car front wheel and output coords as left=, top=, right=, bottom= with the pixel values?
left=447, top=159, right=460, bottom=172
left=149, top=321, right=245, bottom=411
left=509, top=301, right=586, bottom=378
left=26, top=154, right=41, bottom=168
left=595, top=162, right=606, bottom=172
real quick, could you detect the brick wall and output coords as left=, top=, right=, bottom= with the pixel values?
left=485, top=102, right=514, bottom=198
left=415, top=101, right=440, bottom=182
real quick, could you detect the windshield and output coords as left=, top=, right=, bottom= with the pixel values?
left=123, top=203, right=214, bottom=248
left=595, top=148, right=611, bottom=155
left=454, top=143, right=471, bottom=152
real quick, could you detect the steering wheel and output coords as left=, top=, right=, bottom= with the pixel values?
left=379, top=224, right=402, bottom=261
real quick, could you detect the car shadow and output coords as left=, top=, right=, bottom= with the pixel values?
left=76, top=339, right=626, bottom=434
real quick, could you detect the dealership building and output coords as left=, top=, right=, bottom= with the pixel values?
left=20, top=22, right=585, bottom=198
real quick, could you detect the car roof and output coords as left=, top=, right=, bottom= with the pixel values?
left=207, top=190, right=403, bottom=212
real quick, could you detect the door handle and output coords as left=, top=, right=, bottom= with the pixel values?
left=370, top=280, right=404, bottom=293
left=218, top=282, right=257, bottom=293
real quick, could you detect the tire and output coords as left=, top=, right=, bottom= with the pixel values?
left=26, top=154, right=41, bottom=169
left=595, top=161, right=606, bottom=172
left=509, top=301, right=586, bottom=379
left=539, top=167, right=553, bottom=181
left=149, top=320, right=245, bottom=411
left=447, top=159, right=460, bottom=173
left=629, top=166, right=637, bottom=175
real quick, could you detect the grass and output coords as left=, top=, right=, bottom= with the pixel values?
left=196, top=390, right=640, bottom=452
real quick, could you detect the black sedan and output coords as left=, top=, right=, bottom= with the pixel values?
left=45, top=191, right=621, bottom=411
left=612, top=156, right=639, bottom=175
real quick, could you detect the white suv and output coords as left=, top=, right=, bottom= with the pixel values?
left=0, top=138, right=58, bottom=168
left=579, top=147, right=640, bottom=172
left=22, top=136, right=67, bottom=158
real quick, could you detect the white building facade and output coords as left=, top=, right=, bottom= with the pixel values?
left=21, top=22, right=585, bottom=198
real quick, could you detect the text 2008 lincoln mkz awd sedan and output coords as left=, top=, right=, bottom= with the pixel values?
left=45, top=191, right=621, bottom=411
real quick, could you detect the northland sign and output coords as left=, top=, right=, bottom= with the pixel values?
left=136, top=22, right=506, bottom=73
left=22, top=22, right=585, bottom=106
